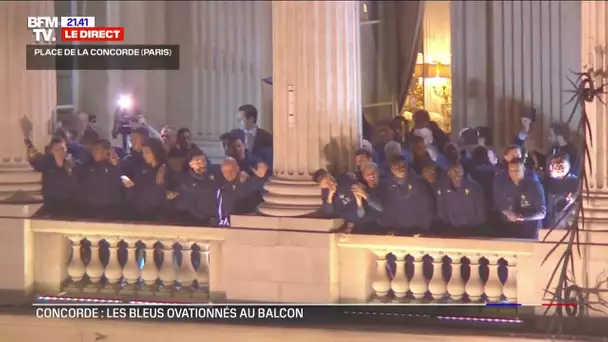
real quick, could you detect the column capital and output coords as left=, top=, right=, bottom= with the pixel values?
left=258, top=1, right=361, bottom=217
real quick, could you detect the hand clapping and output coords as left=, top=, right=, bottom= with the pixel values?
left=253, top=162, right=268, bottom=178
left=350, top=183, right=367, bottom=199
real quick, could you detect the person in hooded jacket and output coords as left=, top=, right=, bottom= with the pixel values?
left=123, top=137, right=168, bottom=221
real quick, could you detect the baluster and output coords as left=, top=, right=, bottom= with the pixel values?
left=371, top=251, right=391, bottom=299
left=192, top=243, right=210, bottom=299
left=447, top=254, right=465, bottom=301
left=409, top=252, right=428, bottom=300
left=66, top=235, right=86, bottom=290
left=102, top=238, right=122, bottom=293
left=503, top=256, right=518, bottom=302
left=84, top=238, right=104, bottom=292
left=140, top=240, right=159, bottom=294
left=485, top=255, right=503, bottom=302
left=466, top=254, right=485, bottom=302
left=391, top=253, right=409, bottom=300
left=176, top=241, right=197, bottom=291
left=158, top=241, right=177, bottom=294
left=428, top=252, right=447, bottom=300
left=121, top=238, right=141, bottom=294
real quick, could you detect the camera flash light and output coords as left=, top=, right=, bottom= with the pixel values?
left=117, top=94, right=133, bottom=110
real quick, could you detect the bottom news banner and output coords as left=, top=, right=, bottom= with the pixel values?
left=32, top=303, right=525, bottom=326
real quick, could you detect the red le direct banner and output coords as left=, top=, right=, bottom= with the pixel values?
left=61, top=27, right=124, bottom=42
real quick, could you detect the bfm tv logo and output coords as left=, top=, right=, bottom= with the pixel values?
left=27, top=16, right=124, bottom=43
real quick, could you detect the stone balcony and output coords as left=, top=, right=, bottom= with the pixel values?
left=0, top=208, right=605, bottom=320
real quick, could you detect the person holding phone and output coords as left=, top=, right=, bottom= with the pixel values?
left=80, top=139, right=124, bottom=219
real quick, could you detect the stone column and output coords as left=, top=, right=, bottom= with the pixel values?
left=0, top=1, right=56, bottom=305
left=258, top=1, right=361, bottom=217
left=0, top=1, right=56, bottom=202
left=581, top=1, right=608, bottom=223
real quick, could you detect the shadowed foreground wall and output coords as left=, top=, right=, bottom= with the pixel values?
left=0, top=315, right=572, bottom=342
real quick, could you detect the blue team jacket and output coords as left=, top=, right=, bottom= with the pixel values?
left=127, top=163, right=167, bottom=213
left=493, top=174, right=546, bottom=239
left=80, top=161, right=123, bottom=207
left=31, top=154, right=81, bottom=202
left=436, top=177, right=486, bottom=228
left=378, top=175, right=434, bottom=231
left=175, top=170, right=220, bottom=220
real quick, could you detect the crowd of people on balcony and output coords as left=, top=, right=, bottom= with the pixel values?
left=23, top=104, right=580, bottom=240
left=315, top=110, right=580, bottom=240
left=22, top=104, right=273, bottom=226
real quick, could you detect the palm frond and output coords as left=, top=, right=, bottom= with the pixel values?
left=543, top=69, right=608, bottom=335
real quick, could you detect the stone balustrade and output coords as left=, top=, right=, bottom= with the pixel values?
left=336, top=234, right=534, bottom=304
left=14, top=216, right=606, bottom=318
left=31, top=220, right=225, bottom=302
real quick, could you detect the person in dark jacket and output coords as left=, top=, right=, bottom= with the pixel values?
left=545, top=155, right=579, bottom=229
left=350, top=148, right=374, bottom=180
left=177, top=128, right=211, bottom=166
left=435, top=164, right=486, bottom=236
left=380, top=141, right=410, bottom=175
left=313, top=168, right=376, bottom=234
left=166, top=147, right=188, bottom=190
left=238, top=104, right=273, bottom=160
left=546, top=123, right=579, bottom=175
left=169, top=149, right=220, bottom=225
left=27, top=136, right=81, bottom=217
left=493, top=158, right=546, bottom=239
left=410, top=135, right=446, bottom=176
left=514, top=119, right=579, bottom=175
left=372, top=120, right=396, bottom=165
left=80, top=139, right=123, bottom=219
left=469, top=146, right=498, bottom=212
left=353, top=162, right=385, bottom=232
left=217, top=158, right=242, bottom=225
left=226, top=133, right=263, bottom=175
left=121, top=127, right=149, bottom=178
left=412, top=109, right=449, bottom=154
left=219, top=158, right=269, bottom=218
left=378, top=156, right=433, bottom=236
left=54, top=127, right=89, bottom=164
left=521, top=134, right=547, bottom=179
left=123, top=137, right=168, bottom=221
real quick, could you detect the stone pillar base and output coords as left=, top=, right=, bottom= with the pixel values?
left=0, top=167, right=42, bottom=203
left=258, top=177, right=322, bottom=217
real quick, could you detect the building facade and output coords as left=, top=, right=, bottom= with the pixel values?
left=0, top=1, right=607, bottom=332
